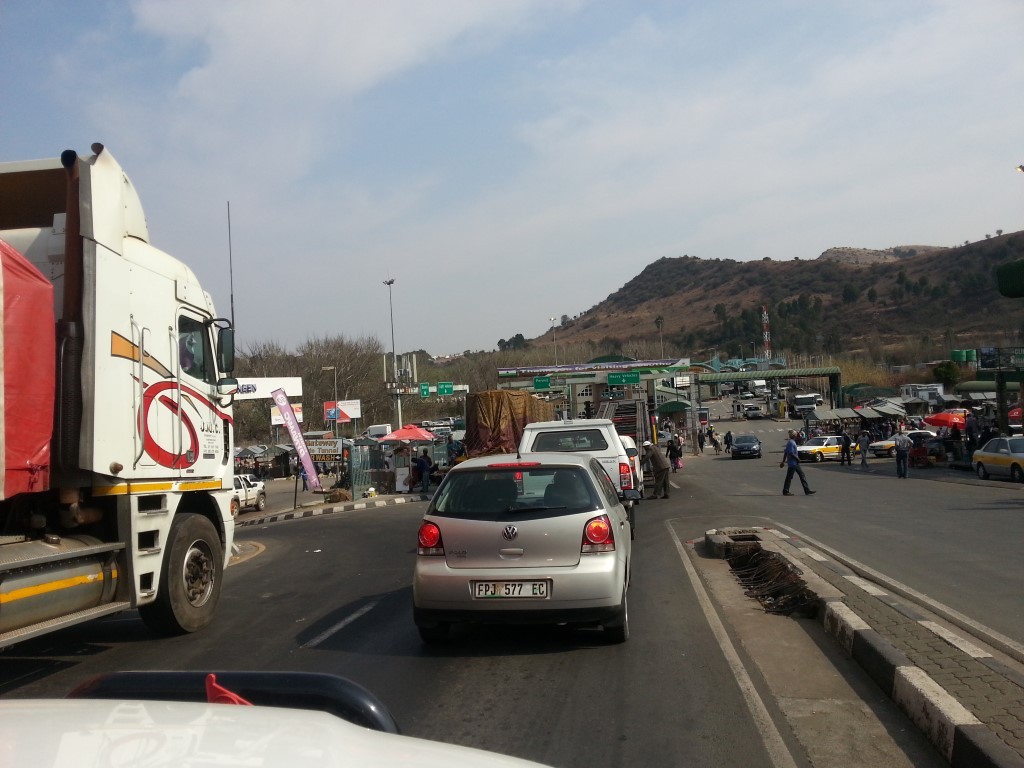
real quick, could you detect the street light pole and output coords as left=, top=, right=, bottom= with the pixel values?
left=549, top=317, right=558, bottom=367
left=321, top=365, right=338, bottom=436
left=384, top=278, right=403, bottom=426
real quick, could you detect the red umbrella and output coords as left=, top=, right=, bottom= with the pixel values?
left=379, top=424, right=436, bottom=442
left=923, top=411, right=967, bottom=429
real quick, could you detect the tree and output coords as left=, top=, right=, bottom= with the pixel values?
left=867, top=286, right=878, bottom=303
left=842, top=284, right=859, bottom=303
left=932, top=360, right=962, bottom=387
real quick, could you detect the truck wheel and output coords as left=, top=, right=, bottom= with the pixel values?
left=139, top=513, right=224, bottom=635
left=255, top=493, right=267, bottom=511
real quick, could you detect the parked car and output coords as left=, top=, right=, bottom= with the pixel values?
left=868, top=430, right=936, bottom=458
left=233, top=475, right=267, bottom=512
left=413, top=453, right=632, bottom=644
left=618, top=434, right=646, bottom=504
left=796, top=436, right=844, bottom=462
left=973, top=436, right=1024, bottom=482
left=730, top=434, right=762, bottom=459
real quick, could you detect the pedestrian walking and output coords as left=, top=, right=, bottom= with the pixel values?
left=697, top=429, right=706, bottom=454
left=300, top=466, right=308, bottom=491
left=417, top=448, right=433, bottom=493
left=858, top=431, right=870, bottom=469
left=780, top=429, right=815, bottom=496
left=643, top=440, right=671, bottom=499
left=724, top=430, right=733, bottom=453
left=840, top=431, right=853, bottom=466
left=892, top=429, right=913, bottom=479
left=666, top=437, right=682, bottom=473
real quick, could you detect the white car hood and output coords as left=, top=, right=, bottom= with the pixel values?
left=0, top=699, right=549, bottom=768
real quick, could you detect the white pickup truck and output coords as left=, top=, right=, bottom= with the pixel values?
left=233, top=475, right=267, bottom=513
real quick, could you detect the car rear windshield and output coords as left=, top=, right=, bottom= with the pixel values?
left=430, top=467, right=599, bottom=521
left=527, top=429, right=610, bottom=452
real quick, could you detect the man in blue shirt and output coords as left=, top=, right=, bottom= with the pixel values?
left=781, top=429, right=816, bottom=496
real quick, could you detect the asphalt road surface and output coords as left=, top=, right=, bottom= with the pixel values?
left=15, top=447, right=1016, bottom=765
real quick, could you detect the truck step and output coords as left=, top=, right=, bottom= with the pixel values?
left=0, top=601, right=132, bottom=649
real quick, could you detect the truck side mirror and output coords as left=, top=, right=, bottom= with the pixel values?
left=217, top=327, right=235, bottom=373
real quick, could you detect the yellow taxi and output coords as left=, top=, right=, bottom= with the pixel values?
left=973, top=436, right=1024, bottom=482
left=796, top=435, right=846, bottom=462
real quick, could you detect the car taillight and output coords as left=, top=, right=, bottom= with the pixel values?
left=581, top=515, right=615, bottom=553
left=417, top=522, right=444, bottom=556
left=619, top=462, right=633, bottom=490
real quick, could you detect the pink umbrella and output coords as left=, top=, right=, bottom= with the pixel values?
left=379, top=424, right=436, bottom=442
left=923, top=411, right=967, bottom=429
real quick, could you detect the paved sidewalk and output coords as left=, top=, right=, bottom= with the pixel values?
left=235, top=491, right=429, bottom=527
left=710, top=528, right=1024, bottom=768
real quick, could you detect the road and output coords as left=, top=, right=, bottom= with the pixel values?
left=26, top=450, right=1024, bottom=764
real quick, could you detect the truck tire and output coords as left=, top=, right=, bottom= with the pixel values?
left=139, top=513, right=224, bottom=635
left=255, top=492, right=267, bottom=511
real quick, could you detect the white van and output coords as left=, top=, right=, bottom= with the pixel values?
left=518, top=418, right=641, bottom=537
left=363, top=423, right=393, bottom=440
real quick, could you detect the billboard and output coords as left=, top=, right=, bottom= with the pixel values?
left=271, top=403, right=303, bottom=425
left=323, top=399, right=362, bottom=423
left=236, top=377, right=304, bottom=401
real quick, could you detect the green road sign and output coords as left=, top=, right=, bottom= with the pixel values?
left=419, top=382, right=430, bottom=398
left=438, top=381, right=454, bottom=396
left=608, top=371, right=640, bottom=385
left=534, top=376, right=551, bottom=390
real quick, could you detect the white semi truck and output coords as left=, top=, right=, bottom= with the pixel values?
left=0, top=144, right=237, bottom=647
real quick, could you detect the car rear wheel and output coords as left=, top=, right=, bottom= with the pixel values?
left=814, top=452, right=824, bottom=463
left=1013, top=465, right=1024, bottom=484
left=603, top=587, right=629, bottom=644
left=976, top=463, right=989, bottom=480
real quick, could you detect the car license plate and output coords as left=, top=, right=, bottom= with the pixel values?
left=472, top=581, right=549, bottom=599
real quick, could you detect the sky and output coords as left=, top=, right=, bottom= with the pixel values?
left=3, top=1, right=1023, bottom=357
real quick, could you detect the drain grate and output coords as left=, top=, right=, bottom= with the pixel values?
left=728, top=547, right=820, bottom=617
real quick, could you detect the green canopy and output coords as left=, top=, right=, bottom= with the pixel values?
left=657, top=400, right=691, bottom=413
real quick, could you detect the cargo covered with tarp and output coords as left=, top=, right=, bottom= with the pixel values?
left=464, top=390, right=554, bottom=457
left=0, top=240, right=55, bottom=500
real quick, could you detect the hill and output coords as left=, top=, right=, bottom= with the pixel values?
left=547, top=232, right=1024, bottom=362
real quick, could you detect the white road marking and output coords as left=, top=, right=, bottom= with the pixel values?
left=798, top=547, right=828, bottom=562
left=302, top=601, right=378, bottom=648
left=772, top=521, right=1024, bottom=665
left=843, top=575, right=888, bottom=596
left=668, top=521, right=800, bottom=768
left=919, top=621, right=992, bottom=658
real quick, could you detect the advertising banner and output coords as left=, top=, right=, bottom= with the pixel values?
left=271, top=389, right=320, bottom=492
left=323, top=399, right=362, bottom=423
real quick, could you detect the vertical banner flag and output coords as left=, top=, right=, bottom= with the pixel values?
left=271, top=388, right=321, bottom=492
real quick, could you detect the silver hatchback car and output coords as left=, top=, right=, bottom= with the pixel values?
left=413, top=452, right=632, bottom=644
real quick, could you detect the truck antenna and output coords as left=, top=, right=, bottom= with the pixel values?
left=227, top=201, right=236, bottom=328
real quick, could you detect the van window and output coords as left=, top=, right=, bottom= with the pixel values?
left=529, top=429, right=610, bottom=452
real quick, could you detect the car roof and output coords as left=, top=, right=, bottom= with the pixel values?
left=451, top=452, right=594, bottom=471
left=523, top=418, right=614, bottom=429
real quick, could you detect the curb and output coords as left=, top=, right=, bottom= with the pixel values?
left=820, top=598, right=1024, bottom=767
left=236, top=493, right=430, bottom=527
